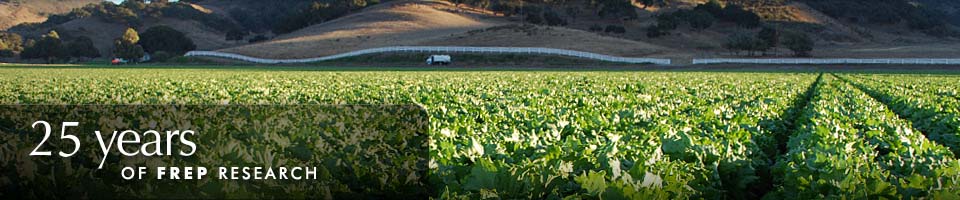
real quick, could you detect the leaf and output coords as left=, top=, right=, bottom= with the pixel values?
left=575, top=170, right=608, bottom=196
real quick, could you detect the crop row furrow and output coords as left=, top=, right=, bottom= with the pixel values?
left=651, top=74, right=815, bottom=199
left=771, top=75, right=960, bottom=199
left=840, top=74, right=960, bottom=157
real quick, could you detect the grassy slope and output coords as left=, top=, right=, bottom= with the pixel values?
left=218, top=0, right=678, bottom=59
left=0, top=0, right=99, bottom=30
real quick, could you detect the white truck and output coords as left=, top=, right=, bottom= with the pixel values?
left=426, top=55, right=452, bottom=65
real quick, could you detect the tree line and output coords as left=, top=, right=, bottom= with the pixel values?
left=0, top=25, right=196, bottom=63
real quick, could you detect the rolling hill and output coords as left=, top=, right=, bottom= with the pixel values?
left=0, top=0, right=99, bottom=30
left=3, top=0, right=959, bottom=61
left=219, top=0, right=679, bottom=59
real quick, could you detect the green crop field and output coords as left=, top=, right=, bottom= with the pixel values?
left=1, top=66, right=959, bottom=199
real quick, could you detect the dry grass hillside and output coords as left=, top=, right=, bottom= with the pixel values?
left=424, top=25, right=674, bottom=57
left=219, top=1, right=504, bottom=58
left=0, top=0, right=99, bottom=30
left=53, top=16, right=237, bottom=57
left=633, top=0, right=960, bottom=58
left=220, top=0, right=678, bottom=59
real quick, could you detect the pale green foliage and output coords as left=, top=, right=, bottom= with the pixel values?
left=0, top=69, right=958, bottom=198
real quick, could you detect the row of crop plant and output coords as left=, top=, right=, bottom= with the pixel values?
left=769, top=75, right=960, bottom=199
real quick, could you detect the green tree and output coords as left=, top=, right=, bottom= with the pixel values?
left=687, top=10, right=715, bottom=31
left=723, top=32, right=766, bottom=56
left=757, top=27, right=780, bottom=53
left=695, top=0, right=723, bottom=17
left=20, top=31, right=67, bottom=63
left=67, top=36, right=101, bottom=58
left=597, top=0, right=636, bottom=19
left=0, top=32, right=23, bottom=57
left=114, top=28, right=145, bottom=60
left=140, top=25, right=197, bottom=54
left=721, top=4, right=761, bottom=28
left=781, top=31, right=813, bottom=57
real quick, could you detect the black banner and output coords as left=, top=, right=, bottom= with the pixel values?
left=0, top=105, right=430, bottom=199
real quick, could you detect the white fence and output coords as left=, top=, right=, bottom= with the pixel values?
left=185, top=46, right=672, bottom=65
left=693, top=58, right=960, bottom=65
